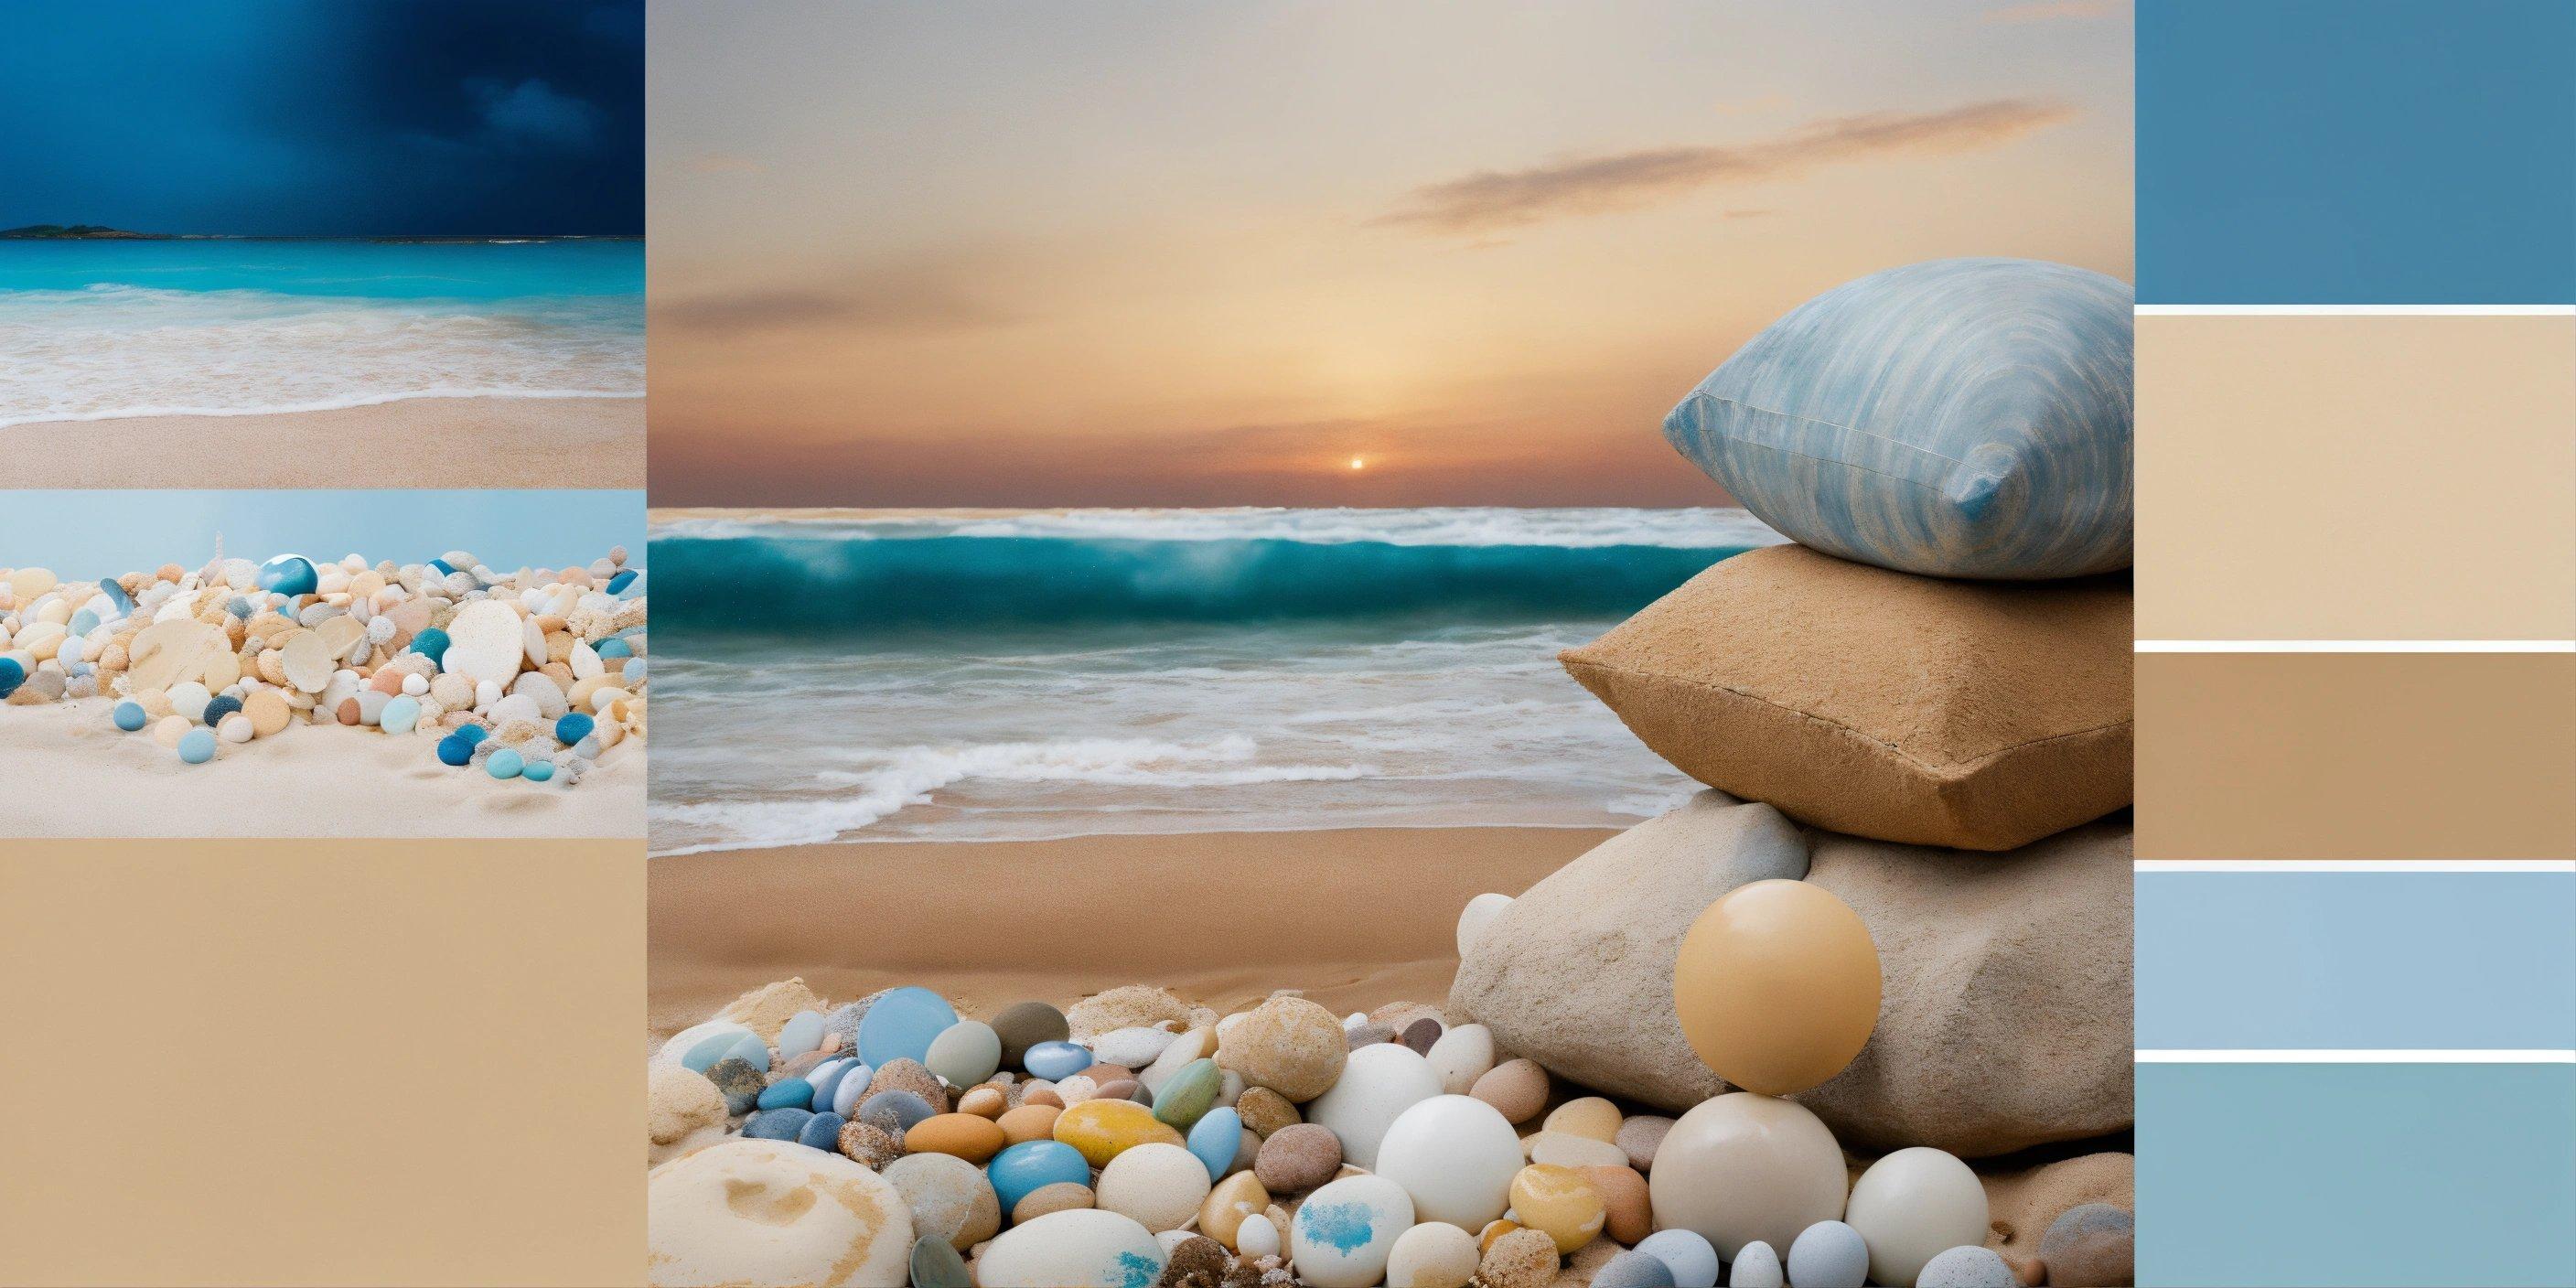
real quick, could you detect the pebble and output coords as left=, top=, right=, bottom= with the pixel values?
left=883, top=1152, right=1001, bottom=1251
left=856, top=1089, right=937, bottom=1136
left=1290, top=1174, right=1416, bottom=1288
left=1235, top=1086, right=1299, bottom=1136
left=1095, top=1141, right=1213, bottom=1233
left=985, top=1139, right=1095, bottom=1213
left=908, top=1238, right=972, bottom=1288
left=991, top=1001, right=1069, bottom=1068
left=1091, top=1025, right=1179, bottom=1069
left=974, top=1209, right=1167, bottom=1288
left=1252, top=1122, right=1342, bottom=1193
left=756, top=1078, right=814, bottom=1111
left=1476, top=1228, right=1559, bottom=1288
left=777, top=1010, right=825, bottom=1059
left=1469, top=1057, right=1549, bottom=1123
left=177, top=727, right=216, bottom=764
left=1634, top=1229, right=1722, bottom=1288
left=953, top=1085, right=1005, bottom=1118
left=1373, top=1094, right=1524, bottom=1229
left=1649, top=1093, right=1847, bottom=1262
left=1183, top=1105, right=1241, bottom=1180
left=995, top=1103, right=1060, bottom=1145
left=1529, top=1131, right=1630, bottom=1170
left=1594, top=1250, right=1680, bottom=1288
left=1236, top=1212, right=1282, bottom=1260
left=2037, top=1203, right=2133, bottom=1288
left=1615, top=1114, right=1674, bottom=1171
left=1140, top=1027, right=1214, bottom=1093
left=1151, top=1057, right=1221, bottom=1131
left=1915, top=1246, right=2016, bottom=1288
left=834, top=1121, right=902, bottom=1170
left=1010, top=1181, right=1094, bottom=1225
left=1199, top=1170, right=1270, bottom=1250
left=924, top=1019, right=1002, bottom=1088
left=1306, top=1042, right=1442, bottom=1169
left=905, top=1112, right=1005, bottom=1164
left=1545, top=1096, right=1622, bottom=1142
left=830, top=1063, right=871, bottom=1116
left=742, top=1107, right=811, bottom=1142
left=1385, top=1221, right=1481, bottom=1288
left=1583, top=1163, right=1653, bottom=1245
left=1456, top=892, right=1514, bottom=955
left=1051, top=1097, right=1183, bottom=1167
left=1216, top=995, right=1347, bottom=1102
left=1844, top=1147, right=1989, bottom=1288
left=1728, top=1240, right=1784, bottom=1288
left=1785, top=1220, right=1870, bottom=1288
left=1509, top=1163, right=1605, bottom=1254
left=723, top=1033, right=770, bottom=1073
left=862, top=1057, right=945, bottom=1108
left=793, top=1111, right=845, bottom=1152
left=112, top=699, right=147, bottom=731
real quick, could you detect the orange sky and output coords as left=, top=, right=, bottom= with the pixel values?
left=649, top=0, right=2132, bottom=507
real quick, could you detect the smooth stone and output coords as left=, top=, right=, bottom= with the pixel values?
left=406, top=627, right=451, bottom=665
left=909, top=1238, right=972, bottom=1288
left=1509, top=1164, right=1605, bottom=1254
left=1728, top=1240, right=1784, bottom=1288
left=0, top=658, right=24, bottom=700
left=1916, top=1246, right=2016, bottom=1288
left=831, top=1063, right=873, bottom=1116
left=1634, top=1229, right=1722, bottom=1288
left=992, top=1001, right=1070, bottom=1068
left=1140, top=1027, right=1214, bottom=1094
left=1385, top=1221, right=1482, bottom=1288
left=1091, top=1025, right=1179, bottom=1069
left=1844, top=1147, right=1989, bottom=1288
left=660, top=1020, right=754, bottom=1068
left=806, top=1059, right=857, bottom=1111
left=974, top=1209, right=1166, bottom=1288
left=645, top=1139, right=910, bottom=1288
left=1594, top=1251, right=1679, bottom=1288
left=858, top=1089, right=937, bottom=1136
left=522, top=759, right=555, bottom=783
left=924, top=1019, right=1002, bottom=1088
left=1456, top=892, right=1514, bottom=956
left=168, top=682, right=212, bottom=723
left=379, top=694, right=421, bottom=734
left=1025, top=1039, right=1093, bottom=1081
left=1010, top=1181, right=1096, bottom=1226
left=1372, top=1093, right=1523, bottom=1229
left=757, top=1078, right=815, bottom=1111
left=439, top=599, right=524, bottom=686
left=855, top=986, right=958, bottom=1068
left=555, top=711, right=595, bottom=745
left=177, top=728, right=216, bottom=764
left=1184, top=1105, right=1240, bottom=1180
left=1469, top=1058, right=1549, bottom=1124
left=795, top=1111, right=847, bottom=1152
left=683, top=1030, right=754, bottom=1075
left=1253, top=1122, right=1342, bottom=1193
left=255, top=554, right=317, bottom=596
left=485, top=747, right=524, bottom=779
left=906, top=1113, right=1006, bottom=1164
left=2037, top=1202, right=2134, bottom=1288
left=1399, top=1017, right=1442, bottom=1055
left=777, top=1010, right=825, bottom=1059
left=1215, top=995, right=1347, bottom=1102
left=1151, top=1057, right=1221, bottom=1131
left=1617, top=1115, right=1675, bottom=1171
left=1529, top=1131, right=1630, bottom=1169
left=723, top=1033, right=771, bottom=1073
left=1095, top=1141, right=1212, bottom=1233
left=1424, top=1022, right=1495, bottom=1095
left=1583, top=1163, right=1653, bottom=1245
left=1785, top=1220, right=1870, bottom=1288
left=1236, top=1213, right=1282, bottom=1259
left=1199, top=1170, right=1271, bottom=1250
left=997, top=1103, right=1061, bottom=1145
left=1648, top=1093, right=1846, bottom=1261
left=201, top=694, right=243, bottom=726
left=1546, top=1097, right=1622, bottom=1143
left=884, top=1152, right=1002, bottom=1251
left=742, top=1107, right=813, bottom=1142
left=984, top=1139, right=1093, bottom=1213
left=1051, top=1097, right=1183, bottom=1168
left=113, top=700, right=147, bottom=731
left=1290, top=1174, right=1416, bottom=1288
left=1305, top=1042, right=1442, bottom=1170
left=955, top=1082, right=1011, bottom=1119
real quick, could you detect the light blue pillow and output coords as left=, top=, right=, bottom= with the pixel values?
left=1664, top=258, right=2132, bottom=580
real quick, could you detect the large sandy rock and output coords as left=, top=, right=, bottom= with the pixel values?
left=1796, top=820, right=2133, bottom=1156
left=1447, top=791, right=1808, bottom=1110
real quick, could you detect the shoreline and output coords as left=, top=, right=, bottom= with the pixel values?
left=647, top=825, right=1616, bottom=1041
left=11, top=395, right=642, bottom=488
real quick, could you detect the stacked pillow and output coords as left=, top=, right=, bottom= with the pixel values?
left=1569, top=257, right=2134, bottom=851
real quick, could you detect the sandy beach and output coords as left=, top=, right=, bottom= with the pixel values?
left=0, top=696, right=642, bottom=837
left=647, top=827, right=1615, bottom=1042
left=18, top=395, right=642, bottom=488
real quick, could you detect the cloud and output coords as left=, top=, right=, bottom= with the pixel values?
left=657, top=255, right=1014, bottom=336
left=1982, top=0, right=2124, bottom=24
left=1374, top=98, right=2075, bottom=234
left=467, top=77, right=605, bottom=150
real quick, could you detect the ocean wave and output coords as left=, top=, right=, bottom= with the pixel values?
left=650, top=505, right=1782, bottom=549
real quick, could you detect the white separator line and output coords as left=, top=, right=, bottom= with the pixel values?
left=2135, top=304, right=2576, bottom=317
left=2137, top=1050, right=2576, bottom=1064
left=2136, top=859, right=2576, bottom=873
left=2137, top=639, right=2576, bottom=653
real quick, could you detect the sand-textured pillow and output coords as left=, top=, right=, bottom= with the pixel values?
left=1562, top=544, right=2131, bottom=850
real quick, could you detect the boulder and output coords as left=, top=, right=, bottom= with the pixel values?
left=1796, top=821, right=2132, bottom=1156
left=1447, top=791, right=1808, bottom=1110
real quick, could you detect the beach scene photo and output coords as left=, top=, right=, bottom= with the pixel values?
left=0, top=2, right=644, bottom=488
left=643, top=5, right=2138, bottom=1286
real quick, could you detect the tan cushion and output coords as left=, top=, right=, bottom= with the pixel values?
left=1561, top=544, right=2131, bottom=850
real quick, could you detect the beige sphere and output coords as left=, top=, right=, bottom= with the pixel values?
left=1647, top=1092, right=1846, bottom=1261
left=1672, top=878, right=1880, bottom=1095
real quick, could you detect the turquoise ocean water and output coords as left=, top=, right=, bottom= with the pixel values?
left=0, top=239, right=643, bottom=428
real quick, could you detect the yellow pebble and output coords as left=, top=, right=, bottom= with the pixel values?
left=1507, top=1163, right=1604, bottom=1254
left=1542, top=1096, right=1622, bottom=1143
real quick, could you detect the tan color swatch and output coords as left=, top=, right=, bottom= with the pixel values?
left=0, top=841, right=644, bottom=1287
left=2138, top=652, right=2576, bottom=860
left=2137, top=313, right=2576, bottom=641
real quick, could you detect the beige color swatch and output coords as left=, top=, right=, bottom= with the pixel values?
left=2138, top=652, right=2576, bottom=860
left=0, top=841, right=644, bottom=1287
left=2136, top=313, right=2576, bottom=640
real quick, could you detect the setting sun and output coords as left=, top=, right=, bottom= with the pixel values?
left=1348, top=456, right=1368, bottom=471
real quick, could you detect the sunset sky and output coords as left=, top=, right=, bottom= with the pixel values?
left=649, top=0, right=2131, bottom=507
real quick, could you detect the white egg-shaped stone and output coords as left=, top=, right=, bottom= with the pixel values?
left=1304, top=1043, right=1443, bottom=1170
left=1423, top=1022, right=1495, bottom=1095
left=1385, top=1220, right=1482, bottom=1288
left=1647, top=1093, right=1845, bottom=1261
left=1289, top=1175, right=1416, bottom=1288
left=1842, top=1147, right=1988, bottom=1288
left=925, top=1019, right=1002, bottom=1087
left=974, top=1208, right=1167, bottom=1288
left=1635, top=1229, right=1722, bottom=1288
left=1456, top=893, right=1513, bottom=956
left=440, top=599, right=524, bottom=686
left=654, top=1020, right=754, bottom=1068
left=645, top=1139, right=910, bottom=1287
left=1373, top=1095, right=1523, bottom=1228
left=1728, top=1240, right=1783, bottom=1288
left=1096, top=1142, right=1213, bottom=1233
left=1236, top=1213, right=1281, bottom=1258
left=778, top=1010, right=826, bottom=1059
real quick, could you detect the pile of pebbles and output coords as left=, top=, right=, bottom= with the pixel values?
left=647, top=981, right=2131, bottom=1288
left=0, top=549, right=645, bottom=778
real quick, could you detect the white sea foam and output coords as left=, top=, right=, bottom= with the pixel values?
left=650, top=505, right=1784, bottom=550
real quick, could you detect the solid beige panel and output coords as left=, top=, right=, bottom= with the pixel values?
left=0, top=842, right=643, bottom=1287
left=2137, top=314, right=2576, bottom=640
left=2138, top=653, right=2576, bottom=860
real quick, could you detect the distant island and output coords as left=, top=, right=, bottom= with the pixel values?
left=0, top=224, right=169, bottom=240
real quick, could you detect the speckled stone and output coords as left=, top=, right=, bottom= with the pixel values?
left=1615, top=1115, right=1675, bottom=1171
left=835, top=1121, right=903, bottom=1170
left=1235, top=1087, right=1300, bottom=1137
left=864, top=1058, right=949, bottom=1111
left=1010, top=1181, right=1095, bottom=1225
left=705, top=1057, right=765, bottom=1116
left=1916, top=1246, right=2015, bottom=1288
left=1476, top=1228, right=1561, bottom=1288
left=821, top=992, right=889, bottom=1051
left=1218, top=996, right=1348, bottom=1102
left=884, top=1152, right=1003, bottom=1251
left=1158, top=1235, right=1230, bottom=1288
left=1068, top=985, right=1198, bottom=1045
left=1252, top=1122, right=1342, bottom=1193
left=1469, top=1058, right=1549, bottom=1124
left=2037, top=1204, right=2132, bottom=1288
left=858, top=1089, right=938, bottom=1136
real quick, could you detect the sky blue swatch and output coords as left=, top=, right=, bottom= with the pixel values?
left=0, top=490, right=645, bottom=582
left=2138, top=0, right=2576, bottom=304
left=2139, top=1062, right=2576, bottom=1286
left=2137, top=871, right=2576, bottom=1051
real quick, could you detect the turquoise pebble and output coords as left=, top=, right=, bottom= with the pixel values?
left=486, top=747, right=524, bottom=779
left=724, top=1033, right=771, bottom=1073
left=407, top=627, right=451, bottom=665
left=622, top=657, right=646, bottom=682
left=255, top=554, right=317, bottom=596
left=381, top=695, right=421, bottom=735
left=113, top=701, right=147, bottom=732
left=435, top=735, right=474, bottom=767
left=429, top=558, right=456, bottom=576
left=554, top=712, right=595, bottom=745
left=177, top=728, right=217, bottom=764
left=226, top=596, right=252, bottom=617
left=856, top=987, right=959, bottom=1068
left=606, top=568, right=639, bottom=596
left=522, top=759, right=555, bottom=783
left=0, top=658, right=22, bottom=700
left=455, top=723, right=488, bottom=746
left=682, top=1031, right=741, bottom=1073
left=596, top=638, right=631, bottom=660
left=757, top=1078, right=815, bottom=1111
left=98, top=579, right=133, bottom=611
left=1186, top=1106, right=1241, bottom=1181
left=986, top=1141, right=1089, bottom=1212
left=743, top=1107, right=812, bottom=1142
left=796, top=1111, right=846, bottom=1151
left=1023, top=1040, right=1092, bottom=1081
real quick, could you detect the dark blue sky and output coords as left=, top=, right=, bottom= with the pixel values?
left=1, top=1, right=642, bottom=236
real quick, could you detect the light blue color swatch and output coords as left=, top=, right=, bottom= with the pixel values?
left=0, top=490, right=645, bottom=581
left=2137, top=872, right=2576, bottom=1051
left=2139, top=0, right=2576, bottom=304
left=2139, top=1063, right=2576, bottom=1285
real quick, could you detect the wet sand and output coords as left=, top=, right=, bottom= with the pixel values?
left=18, top=395, right=642, bottom=488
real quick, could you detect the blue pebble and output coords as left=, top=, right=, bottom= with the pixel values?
left=724, top=1033, right=771, bottom=1073
left=682, top=1031, right=742, bottom=1073
left=856, top=986, right=959, bottom=1068
left=177, top=728, right=217, bottom=764
left=808, top=1060, right=855, bottom=1111
left=201, top=694, right=243, bottom=726
left=226, top=596, right=252, bottom=618
left=429, top=559, right=456, bottom=576
left=435, top=735, right=475, bottom=767
left=522, top=759, right=555, bottom=783
left=0, top=658, right=22, bottom=700
left=742, top=1107, right=813, bottom=1142
left=857, top=1089, right=936, bottom=1135
left=796, top=1111, right=846, bottom=1151
left=113, top=701, right=148, bottom=732
left=622, top=657, right=646, bottom=682
left=70, top=608, right=98, bottom=636
left=381, top=694, right=422, bottom=735
left=986, top=1141, right=1090, bottom=1212
left=407, top=627, right=452, bottom=665
left=1186, top=1106, right=1241, bottom=1181
left=255, top=553, right=317, bottom=596
left=486, top=747, right=524, bottom=779
left=455, top=723, right=489, bottom=746
left=98, top=578, right=133, bottom=612
left=757, top=1078, right=815, bottom=1111
left=606, top=568, right=639, bottom=596
left=596, top=638, right=631, bottom=660
left=831, top=1065, right=872, bottom=1116
left=1023, top=1040, right=1092, bottom=1081
left=554, top=712, right=595, bottom=746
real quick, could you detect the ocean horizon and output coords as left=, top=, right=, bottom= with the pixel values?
left=647, top=506, right=1783, bottom=855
